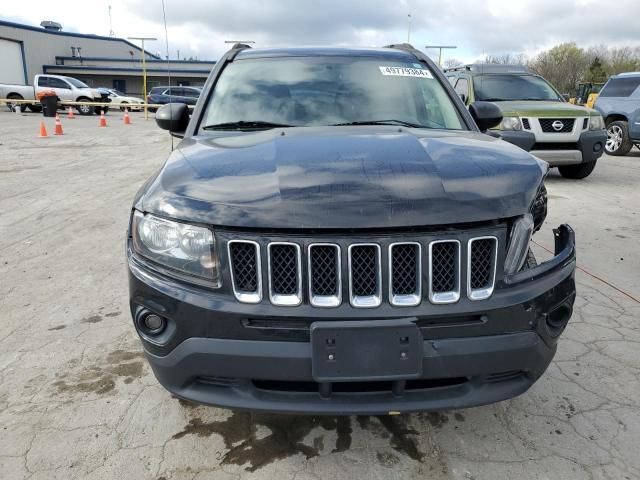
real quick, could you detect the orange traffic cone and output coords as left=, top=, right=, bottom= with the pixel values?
left=123, top=108, right=131, bottom=125
left=54, top=114, right=64, bottom=135
left=67, top=106, right=75, bottom=119
left=99, top=110, right=107, bottom=127
left=39, top=121, right=48, bottom=138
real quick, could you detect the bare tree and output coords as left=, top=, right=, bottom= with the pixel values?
left=443, top=58, right=463, bottom=68
left=482, top=53, right=527, bottom=65
left=529, top=43, right=589, bottom=93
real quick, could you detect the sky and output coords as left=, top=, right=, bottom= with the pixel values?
left=3, top=0, right=640, bottom=63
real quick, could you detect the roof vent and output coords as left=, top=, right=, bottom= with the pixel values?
left=40, top=21, right=62, bottom=32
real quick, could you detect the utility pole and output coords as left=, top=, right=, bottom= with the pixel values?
left=108, top=5, right=114, bottom=37
left=425, top=45, right=457, bottom=67
left=128, top=36, right=157, bottom=119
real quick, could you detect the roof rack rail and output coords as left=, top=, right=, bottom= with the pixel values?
left=444, top=64, right=530, bottom=74
left=227, top=43, right=252, bottom=61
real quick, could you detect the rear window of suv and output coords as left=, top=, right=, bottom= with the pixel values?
left=599, top=77, right=640, bottom=98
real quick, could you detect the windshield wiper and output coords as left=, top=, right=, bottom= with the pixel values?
left=479, top=98, right=508, bottom=102
left=202, top=121, right=296, bottom=130
left=331, top=119, right=426, bottom=128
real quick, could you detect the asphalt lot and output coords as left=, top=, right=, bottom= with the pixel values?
left=1, top=110, right=639, bottom=480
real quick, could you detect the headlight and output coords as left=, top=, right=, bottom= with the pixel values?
left=131, top=211, right=220, bottom=286
left=500, top=117, right=522, bottom=131
left=504, top=214, right=534, bottom=276
left=530, top=182, right=547, bottom=233
left=589, top=115, right=604, bottom=130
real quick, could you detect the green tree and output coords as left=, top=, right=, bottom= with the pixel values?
left=586, top=57, right=607, bottom=83
left=528, top=42, right=589, bottom=93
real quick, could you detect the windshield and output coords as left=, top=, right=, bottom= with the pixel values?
left=111, top=89, right=125, bottom=96
left=473, top=75, right=562, bottom=101
left=65, top=77, right=90, bottom=89
left=201, top=56, right=465, bottom=130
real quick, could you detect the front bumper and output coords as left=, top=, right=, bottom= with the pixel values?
left=530, top=129, right=607, bottom=166
left=128, top=226, right=576, bottom=415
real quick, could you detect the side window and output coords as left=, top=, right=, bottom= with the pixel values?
left=48, top=78, right=70, bottom=89
left=185, top=88, right=200, bottom=97
left=37, top=76, right=49, bottom=87
left=454, top=78, right=469, bottom=101
left=169, top=88, right=183, bottom=96
left=599, top=77, right=640, bottom=98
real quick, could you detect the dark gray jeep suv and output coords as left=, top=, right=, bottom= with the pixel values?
left=126, top=44, right=576, bottom=415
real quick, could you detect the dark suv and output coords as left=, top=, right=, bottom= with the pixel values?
left=127, top=44, right=576, bottom=415
left=594, top=72, right=640, bottom=156
left=147, top=85, right=202, bottom=111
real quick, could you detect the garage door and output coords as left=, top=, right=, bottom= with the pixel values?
left=0, top=39, right=26, bottom=84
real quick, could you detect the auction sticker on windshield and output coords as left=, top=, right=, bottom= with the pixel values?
left=379, top=66, right=433, bottom=79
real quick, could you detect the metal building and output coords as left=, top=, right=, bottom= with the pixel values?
left=0, top=19, right=216, bottom=96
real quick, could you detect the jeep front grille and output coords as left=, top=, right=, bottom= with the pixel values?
left=268, top=242, right=302, bottom=306
left=228, top=240, right=261, bottom=303
left=348, top=244, right=381, bottom=307
left=467, top=237, right=497, bottom=300
left=539, top=118, right=575, bottom=133
left=227, top=234, right=500, bottom=307
left=429, top=240, right=460, bottom=304
left=308, top=244, right=341, bottom=307
left=389, top=242, right=421, bottom=306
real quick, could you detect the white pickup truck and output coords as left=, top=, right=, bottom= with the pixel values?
left=0, top=74, right=109, bottom=115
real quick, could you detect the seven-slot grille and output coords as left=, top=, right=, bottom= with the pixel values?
left=227, top=236, right=498, bottom=307
left=539, top=118, right=575, bottom=133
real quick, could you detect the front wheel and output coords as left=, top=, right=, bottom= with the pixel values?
left=605, top=121, right=633, bottom=156
left=28, top=104, right=42, bottom=113
left=119, top=101, right=129, bottom=112
left=558, top=160, right=597, bottom=179
left=6, top=93, right=23, bottom=112
left=76, top=99, right=93, bottom=116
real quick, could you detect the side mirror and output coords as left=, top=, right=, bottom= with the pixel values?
left=155, top=103, right=189, bottom=137
left=469, top=101, right=503, bottom=132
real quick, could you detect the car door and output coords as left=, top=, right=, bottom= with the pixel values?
left=45, top=76, right=74, bottom=101
left=182, top=87, right=200, bottom=105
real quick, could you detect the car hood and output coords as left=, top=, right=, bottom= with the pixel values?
left=138, top=127, right=546, bottom=229
left=495, top=100, right=597, bottom=117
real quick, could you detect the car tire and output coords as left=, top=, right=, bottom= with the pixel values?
left=28, top=104, right=42, bottom=113
left=6, top=93, right=23, bottom=112
left=558, top=160, right=597, bottom=179
left=76, top=98, right=94, bottom=116
left=120, top=101, right=129, bottom=112
left=605, top=120, right=633, bottom=156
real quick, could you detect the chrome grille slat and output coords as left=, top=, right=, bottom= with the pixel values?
left=308, top=244, right=341, bottom=308
left=389, top=242, right=421, bottom=307
left=467, top=236, right=497, bottom=301
left=228, top=240, right=262, bottom=304
left=268, top=242, right=302, bottom=306
left=428, top=240, right=460, bottom=304
left=348, top=244, right=381, bottom=308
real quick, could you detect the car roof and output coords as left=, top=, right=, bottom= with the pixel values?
left=612, top=71, right=640, bottom=78
left=235, top=46, right=416, bottom=61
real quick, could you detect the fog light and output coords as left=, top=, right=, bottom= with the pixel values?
left=143, top=313, right=165, bottom=333
left=593, top=142, right=602, bottom=152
